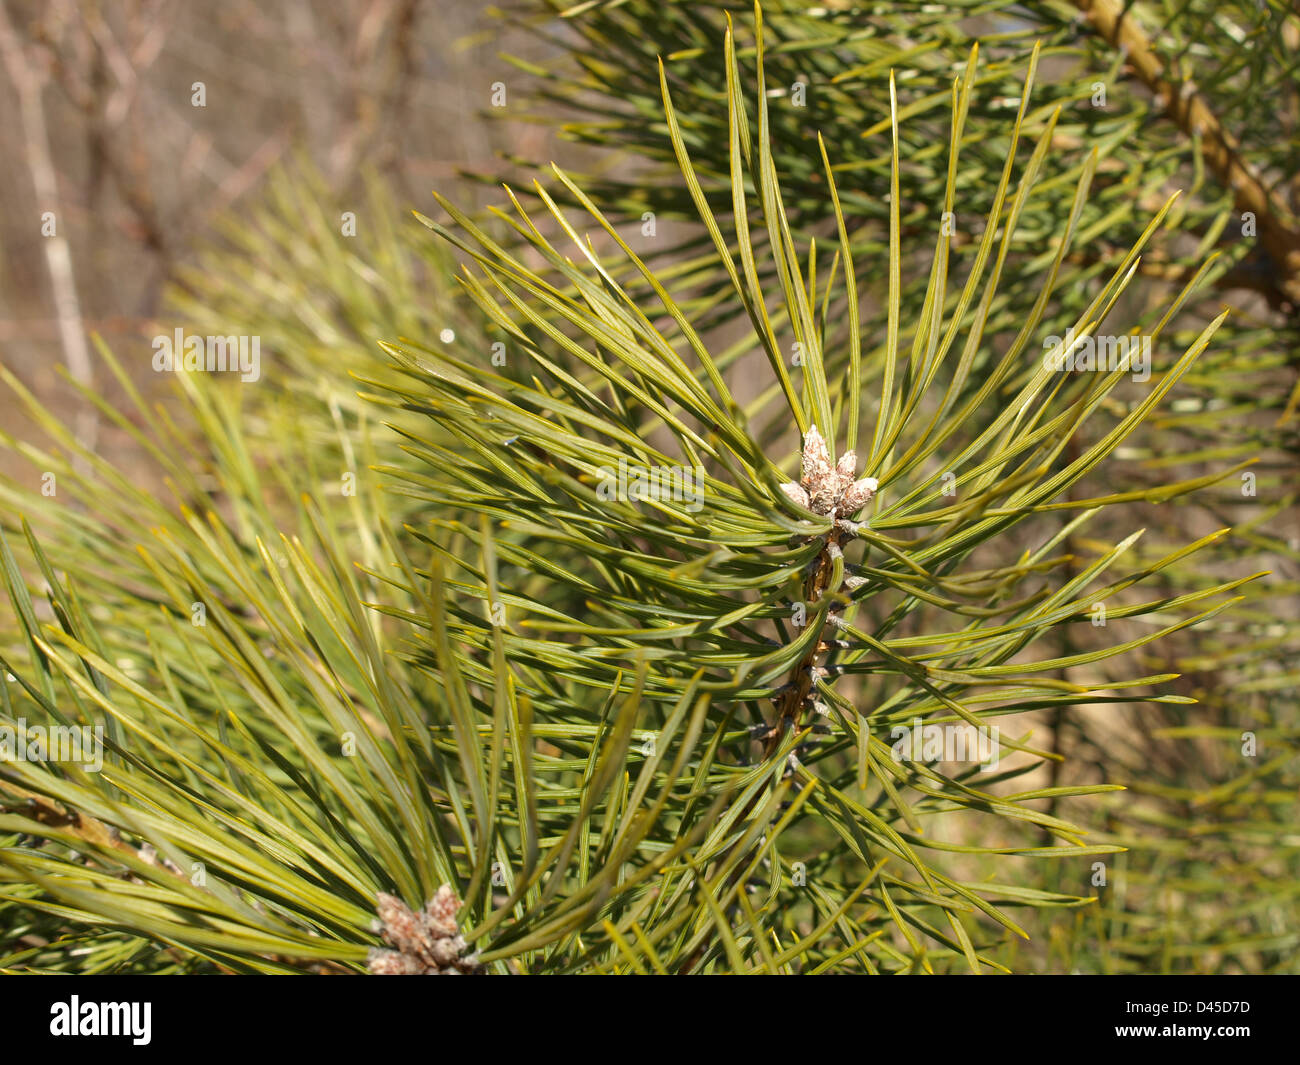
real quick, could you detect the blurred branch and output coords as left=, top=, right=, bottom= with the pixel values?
left=1062, top=247, right=1281, bottom=297
left=0, top=2, right=97, bottom=460
left=1077, top=0, right=1300, bottom=310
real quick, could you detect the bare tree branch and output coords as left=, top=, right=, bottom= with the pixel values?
left=0, top=2, right=97, bottom=460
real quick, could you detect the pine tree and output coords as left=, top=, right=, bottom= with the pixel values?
left=2, top=2, right=1295, bottom=974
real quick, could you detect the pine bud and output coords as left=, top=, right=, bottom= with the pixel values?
left=368, top=886, right=484, bottom=975
left=838, top=476, right=879, bottom=516
left=779, top=481, right=810, bottom=510
left=801, top=424, right=832, bottom=486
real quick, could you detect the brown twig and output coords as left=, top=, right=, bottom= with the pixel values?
left=761, top=530, right=845, bottom=758
left=0, top=3, right=97, bottom=462
left=1076, top=0, right=1300, bottom=309
left=679, top=432, right=873, bottom=971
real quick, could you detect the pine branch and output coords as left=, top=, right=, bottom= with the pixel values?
left=1076, top=0, right=1300, bottom=308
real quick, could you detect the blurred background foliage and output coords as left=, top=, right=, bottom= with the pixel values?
left=0, top=0, right=1296, bottom=972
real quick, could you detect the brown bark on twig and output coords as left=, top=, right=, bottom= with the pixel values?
left=0, top=4, right=97, bottom=461
left=1076, top=0, right=1300, bottom=309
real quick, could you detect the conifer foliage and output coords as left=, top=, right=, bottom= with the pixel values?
left=1, top=2, right=1291, bottom=974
